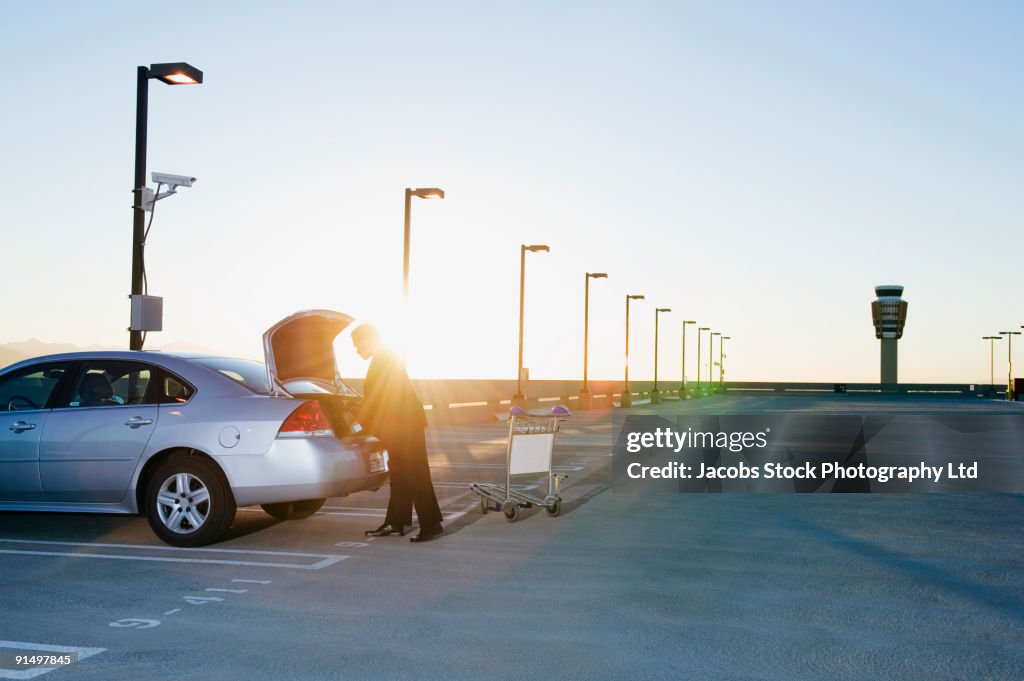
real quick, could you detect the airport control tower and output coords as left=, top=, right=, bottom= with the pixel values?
left=871, top=285, right=908, bottom=386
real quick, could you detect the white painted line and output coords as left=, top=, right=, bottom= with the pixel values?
left=231, top=579, right=271, bottom=585
left=317, top=510, right=386, bottom=518
left=162, top=608, right=182, bottom=615
left=0, top=641, right=105, bottom=680
left=205, top=588, right=247, bottom=594
left=0, top=539, right=347, bottom=571
left=321, top=506, right=389, bottom=511
left=433, top=481, right=539, bottom=491
left=432, top=462, right=584, bottom=471
left=183, top=596, right=222, bottom=605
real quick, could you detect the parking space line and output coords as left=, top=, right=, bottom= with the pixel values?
left=433, top=481, right=539, bottom=491
left=432, top=462, right=584, bottom=471
left=0, top=539, right=346, bottom=571
left=0, top=641, right=105, bottom=680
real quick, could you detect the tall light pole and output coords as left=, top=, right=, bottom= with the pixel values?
left=710, top=332, right=720, bottom=393
left=1000, top=330, right=1021, bottom=400
left=130, top=62, right=203, bottom=351
left=719, top=336, right=730, bottom=389
left=579, top=272, right=608, bottom=409
left=512, top=244, right=549, bottom=408
left=697, top=327, right=709, bottom=396
left=402, top=187, right=445, bottom=300
left=650, top=308, right=672, bottom=404
left=679, top=320, right=695, bottom=399
left=621, top=294, right=645, bottom=408
left=982, top=336, right=1003, bottom=393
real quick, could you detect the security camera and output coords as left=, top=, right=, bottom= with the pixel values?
left=151, top=172, right=196, bottom=188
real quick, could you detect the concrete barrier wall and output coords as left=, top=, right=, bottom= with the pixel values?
left=342, top=378, right=1008, bottom=425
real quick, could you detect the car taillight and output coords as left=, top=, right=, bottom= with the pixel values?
left=277, top=400, right=334, bottom=438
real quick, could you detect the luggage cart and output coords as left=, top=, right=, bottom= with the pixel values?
left=471, top=406, right=570, bottom=522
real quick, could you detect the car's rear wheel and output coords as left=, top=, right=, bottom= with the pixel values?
left=261, top=498, right=326, bottom=520
left=145, top=455, right=235, bottom=547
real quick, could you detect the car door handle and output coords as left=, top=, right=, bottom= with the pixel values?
left=8, top=421, right=36, bottom=433
left=124, top=417, right=154, bottom=427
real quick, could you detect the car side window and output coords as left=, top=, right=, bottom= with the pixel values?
left=0, top=362, right=73, bottom=412
left=67, top=362, right=156, bottom=408
left=161, top=372, right=195, bottom=403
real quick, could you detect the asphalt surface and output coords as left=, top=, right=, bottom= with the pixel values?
left=1, top=394, right=1022, bottom=680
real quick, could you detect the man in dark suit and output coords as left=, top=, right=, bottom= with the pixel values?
left=353, top=324, right=443, bottom=543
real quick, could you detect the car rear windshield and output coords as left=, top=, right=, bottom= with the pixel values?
left=193, top=358, right=273, bottom=395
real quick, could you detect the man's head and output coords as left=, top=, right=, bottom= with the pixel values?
left=351, top=323, right=381, bottom=360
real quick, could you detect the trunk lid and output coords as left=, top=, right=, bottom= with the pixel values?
left=262, top=309, right=357, bottom=395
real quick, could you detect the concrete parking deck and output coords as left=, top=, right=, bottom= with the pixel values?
left=1, top=394, right=1022, bottom=680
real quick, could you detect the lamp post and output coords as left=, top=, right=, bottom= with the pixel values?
left=130, top=62, right=203, bottom=351
left=697, top=327, right=709, bottom=396
left=579, top=272, right=608, bottom=409
left=651, top=308, right=672, bottom=404
left=621, top=294, right=645, bottom=408
left=679, top=320, right=695, bottom=399
left=402, top=187, right=445, bottom=300
left=512, top=244, right=549, bottom=408
left=710, top=332, right=720, bottom=394
left=719, top=336, right=730, bottom=390
left=982, top=336, right=1003, bottom=394
left=1000, top=330, right=1021, bottom=400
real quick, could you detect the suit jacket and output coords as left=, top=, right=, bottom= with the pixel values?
left=359, top=347, right=427, bottom=444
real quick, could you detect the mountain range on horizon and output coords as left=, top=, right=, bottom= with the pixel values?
left=0, top=338, right=220, bottom=370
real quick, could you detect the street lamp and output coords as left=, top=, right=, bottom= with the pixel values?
left=403, top=187, right=445, bottom=300
left=696, top=327, right=709, bottom=396
left=579, top=272, right=608, bottom=410
left=719, top=336, right=731, bottom=389
left=710, top=332, right=720, bottom=393
left=621, top=294, right=645, bottom=408
left=982, top=336, right=1003, bottom=393
left=1000, top=330, right=1021, bottom=400
left=512, top=244, right=549, bottom=408
left=130, top=62, right=203, bottom=351
left=651, top=308, right=671, bottom=404
left=679, top=320, right=696, bottom=399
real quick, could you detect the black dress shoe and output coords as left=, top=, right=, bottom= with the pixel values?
left=409, top=523, right=444, bottom=543
left=365, top=523, right=405, bottom=537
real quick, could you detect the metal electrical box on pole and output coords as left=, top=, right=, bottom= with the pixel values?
left=129, top=295, right=163, bottom=332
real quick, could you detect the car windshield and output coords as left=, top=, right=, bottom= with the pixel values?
left=192, top=357, right=272, bottom=395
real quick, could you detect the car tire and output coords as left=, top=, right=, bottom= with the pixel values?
left=261, top=498, right=326, bottom=520
left=145, top=455, right=236, bottom=547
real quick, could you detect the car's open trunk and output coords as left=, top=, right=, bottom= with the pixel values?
left=296, top=393, right=363, bottom=438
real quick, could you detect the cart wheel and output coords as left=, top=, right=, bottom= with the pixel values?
left=480, top=495, right=489, bottom=515
left=545, top=499, right=561, bottom=517
left=502, top=500, right=518, bottom=522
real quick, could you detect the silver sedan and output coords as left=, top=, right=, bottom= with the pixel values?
left=0, top=310, right=388, bottom=546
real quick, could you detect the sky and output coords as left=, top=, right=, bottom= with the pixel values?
left=1, top=1, right=1021, bottom=383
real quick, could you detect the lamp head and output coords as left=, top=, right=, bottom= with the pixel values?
left=657, top=308, right=671, bottom=313
left=627, top=294, right=645, bottom=301
left=525, top=244, right=549, bottom=253
left=148, top=62, right=203, bottom=85
left=588, top=272, right=608, bottom=279
left=410, top=187, right=445, bottom=199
